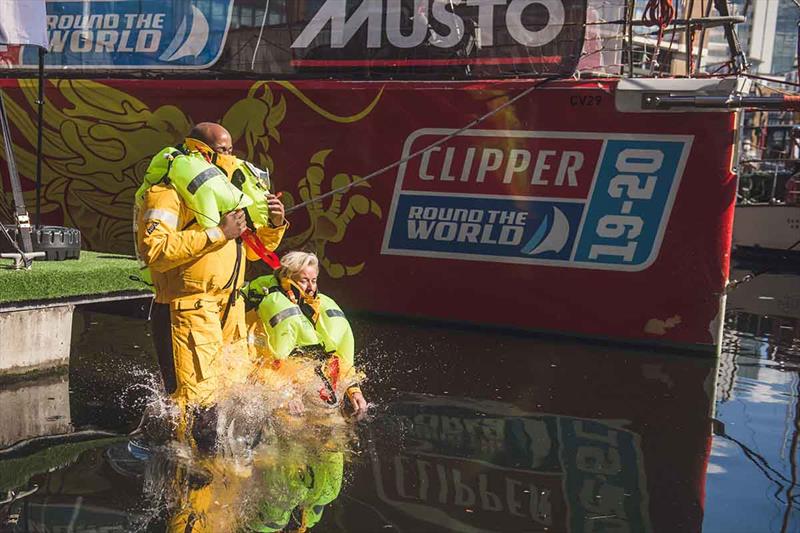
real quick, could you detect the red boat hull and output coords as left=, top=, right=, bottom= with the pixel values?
left=0, top=78, right=736, bottom=350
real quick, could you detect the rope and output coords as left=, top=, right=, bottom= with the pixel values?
left=727, top=237, right=800, bottom=293
left=285, top=75, right=562, bottom=215
left=642, top=0, right=676, bottom=28
left=642, top=0, right=676, bottom=75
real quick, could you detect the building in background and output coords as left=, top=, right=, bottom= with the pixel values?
left=743, top=0, right=799, bottom=76
left=702, top=0, right=799, bottom=77
left=624, top=0, right=799, bottom=78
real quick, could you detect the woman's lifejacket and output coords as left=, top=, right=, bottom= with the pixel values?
left=245, top=275, right=354, bottom=367
left=245, top=275, right=357, bottom=406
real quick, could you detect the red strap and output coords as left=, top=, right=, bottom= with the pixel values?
left=240, top=228, right=280, bottom=269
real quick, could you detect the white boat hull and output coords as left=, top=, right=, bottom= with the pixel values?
left=733, top=204, right=800, bottom=251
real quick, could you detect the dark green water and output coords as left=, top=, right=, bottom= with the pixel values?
left=1, top=263, right=798, bottom=532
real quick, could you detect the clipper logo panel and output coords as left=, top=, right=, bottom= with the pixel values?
left=382, top=129, right=693, bottom=271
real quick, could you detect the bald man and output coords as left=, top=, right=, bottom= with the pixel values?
left=137, top=122, right=287, bottom=449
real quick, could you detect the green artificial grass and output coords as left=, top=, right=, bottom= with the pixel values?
left=0, top=251, right=150, bottom=304
left=0, top=436, right=125, bottom=491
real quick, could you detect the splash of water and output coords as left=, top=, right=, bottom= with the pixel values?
left=127, top=391, right=360, bottom=532
left=117, top=323, right=387, bottom=531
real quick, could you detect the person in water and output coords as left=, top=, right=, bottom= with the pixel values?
left=135, top=122, right=287, bottom=447
left=244, top=251, right=368, bottom=417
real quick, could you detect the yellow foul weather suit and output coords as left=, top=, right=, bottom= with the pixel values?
left=137, top=149, right=286, bottom=408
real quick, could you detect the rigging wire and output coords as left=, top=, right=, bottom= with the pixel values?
left=743, top=73, right=800, bottom=90
left=286, top=75, right=562, bottom=215
left=727, top=238, right=800, bottom=294
left=715, top=421, right=800, bottom=509
left=250, top=0, right=271, bottom=71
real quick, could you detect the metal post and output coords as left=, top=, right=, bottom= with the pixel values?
left=771, top=165, right=779, bottom=203
left=0, top=91, right=33, bottom=255
left=714, top=0, right=748, bottom=73
left=35, top=47, right=45, bottom=228
left=627, top=0, right=635, bottom=77
left=686, top=0, right=696, bottom=76
left=695, top=0, right=715, bottom=72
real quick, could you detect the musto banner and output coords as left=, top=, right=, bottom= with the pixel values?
left=285, top=0, right=587, bottom=75
left=14, top=0, right=234, bottom=69
left=1, top=0, right=588, bottom=76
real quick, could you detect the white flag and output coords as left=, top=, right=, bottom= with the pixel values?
left=0, top=0, right=48, bottom=48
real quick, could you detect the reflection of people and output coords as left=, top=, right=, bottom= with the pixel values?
left=135, top=122, right=287, bottom=445
left=161, top=437, right=348, bottom=532
left=244, top=251, right=368, bottom=416
left=248, top=451, right=345, bottom=532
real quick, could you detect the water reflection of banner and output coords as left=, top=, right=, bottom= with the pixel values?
left=370, top=394, right=651, bottom=532
left=287, top=0, right=587, bottom=76
left=19, top=0, right=234, bottom=69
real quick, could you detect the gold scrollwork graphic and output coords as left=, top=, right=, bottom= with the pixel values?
left=223, top=81, right=384, bottom=278
left=0, top=79, right=384, bottom=276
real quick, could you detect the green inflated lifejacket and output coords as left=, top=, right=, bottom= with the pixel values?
left=168, top=151, right=252, bottom=228
left=247, top=452, right=344, bottom=532
left=134, top=146, right=178, bottom=208
left=230, top=158, right=272, bottom=228
left=244, top=275, right=353, bottom=366
left=132, top=147, right=260, bottom=288
left=132, top=147, right=184, bottom=287
left=247, top=276, right=319, bottom=359
left=247, top=462, right=307, bottom=532
left=296, top=452, right=344, bottom=529
left=244, top=275, right=354, bottom=367
left=315, top=294, right=354, bottom=369
left=135, top=145, right=253, bottom=228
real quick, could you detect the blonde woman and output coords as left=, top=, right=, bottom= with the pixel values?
left=244, top=251, right=367, bottom=415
